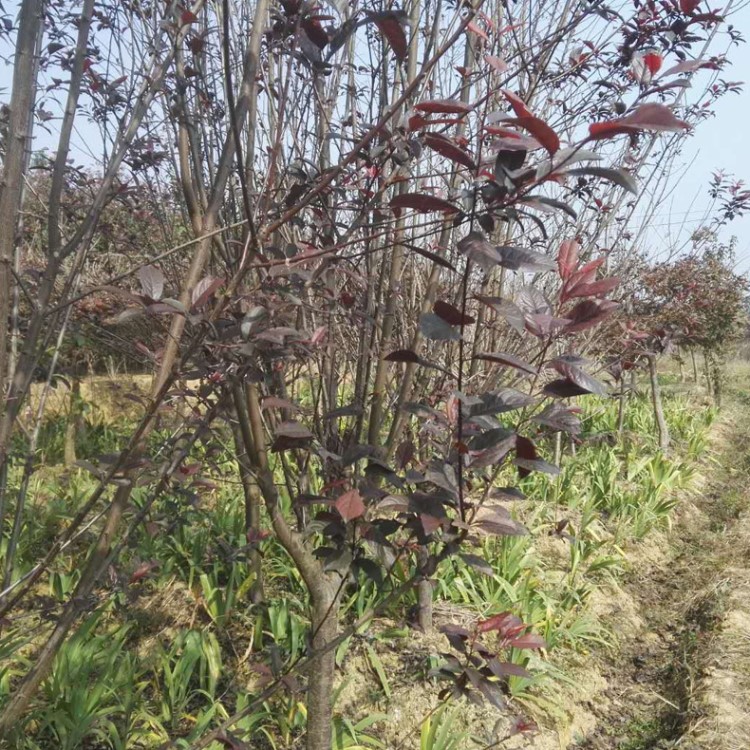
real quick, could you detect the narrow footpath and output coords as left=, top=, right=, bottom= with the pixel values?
left=574, top=379, right=750, bottom=750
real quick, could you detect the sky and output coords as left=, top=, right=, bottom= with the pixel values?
left=1, top=1, right=749, bottom=273
left=638, top=1, right=750, bottom=273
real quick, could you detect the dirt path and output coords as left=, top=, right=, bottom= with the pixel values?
left=572, top=387, right=750, bottom=750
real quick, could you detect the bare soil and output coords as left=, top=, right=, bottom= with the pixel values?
left=564, top=386, right=750, bottom=750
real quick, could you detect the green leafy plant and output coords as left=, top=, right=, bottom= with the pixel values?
left=419, top=704, right=467, bottom=750
left=150, top=629, right=222, bottom=736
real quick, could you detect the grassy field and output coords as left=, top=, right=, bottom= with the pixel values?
left=0, top=366, right=735, bottom=749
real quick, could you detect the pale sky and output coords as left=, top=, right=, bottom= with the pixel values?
left=639, top=1, right=750, bottom=273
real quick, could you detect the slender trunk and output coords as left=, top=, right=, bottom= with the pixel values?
left=241, top=382, right=341, bottom=750
left=691, top=348, right=698, bottom=383
left=0, top=0, right=44, bottom=402
left=713, top=365, right=721, bottom=408
left=306, top=589, right=339, bottom=750
left=367, top=236, right=406, bottom=445
left=230, top=387, right=264, bottom=603
left=416, top=547, right=433, bottom=632
left=63, top=377, right=83, bottom=467
left=703, top=348, right=711, bottom=393
left=366, top=0, right=421, bottom=448
left=714, top=366, right=721, bottom=409
left=647, top=355, right=669, bottom=451
left=616, top=376, right=626, bottom=436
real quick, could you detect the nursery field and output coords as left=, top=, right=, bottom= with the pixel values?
left=2, top=0, right=750, bottom=747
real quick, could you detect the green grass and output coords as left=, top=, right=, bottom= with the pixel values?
left=0, top=378, right=718, bottom=748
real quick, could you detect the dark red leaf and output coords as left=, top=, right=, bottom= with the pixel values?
left=525, top=314, right=571, bottom=338
left=514, top=435, right=536, bottom=479
left=369, top=12, right=408, bottom=62
left=138, top=265, right=165, bottom=301
left=485, top=54, right=508, bottom=73
left=515, top=286, right=552, bottom=316
left=557, top=239, right=579, bottom=281
left=659, top=58, right=709, bottom=77
left=390, top=193, right=459, bottom=213
left=469, top=432, right=516, bottom=468
left=191, top=276, right=224, bottom=309
left=466, top=21, right=488, bottom=40
left=510, top=116, right=560, bottom=154
left=543, top=379, right=590, bottom=397
left=395, top=440, right=415, bottom=469
left=478, top=612, right=519, bottom=633
left=475, top=295, right=525, bottom=334
left=497, top=245, right=556, bottom=273
left=460, top=553, right=494, bottom=576
left=335, top=489, right=366, bottom=521
left=457, top=231, right=501, bottom=273
left=680, top=0, right=701, bottom=13
left=301, top=17, right=328, bottom=48
left=473, top=515, right=526, bottom=536
left=509, top=633, right=546, bottom=650
left=187, top=35, right=205, bottom=54
left=420, top=513, right=444, bottom=534
left=271, top=421, right=314, bottom=452
left=501, top=89, right=533, bottom=118
left=564, top=299, right=618, bottom=333
left=433, top=300, right=475, bottom=325
left=488, top=659, right=531, bottom=679
left=414, top=99, right=472, bottom=115
left=532, top=403, right=581, bottom=434
left=385, top=349, right=420, bottom=363
left=486, top=129, right=543, bottom=151
left=129, top=561, right=160, bottom=585
left=420, top=312, right=461, bottom=340
left=562, top=258, right=606, bottom=300
left=547, top=356, right=607, bottom=395
left=514, top=457, right=560, bottom=475
left=474, top=352, right=538, bottom=375
left=588, top=103, right=689, bottom=139
left=423, top=132, right=476, bottom=170
left=565, top=276, right=620, bottom=299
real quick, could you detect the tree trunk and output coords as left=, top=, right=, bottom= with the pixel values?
left=616, top=376, right=626, bottom=436
left=230, top=388, right=263, bottom=603
left=703, top=349, right=711, bottom=393
left=306, top=587, right=339, bottom=750
left=691, top=348, right=698, bottom=383
left=416, top=547, right=433, bottom=632
left=0, top=0, right=44, bottom=403
left=64, top=377, right=83, bottom=467
left=713, top=365, right=721, bottom=408
left=647, top=355, right=669, bottom=451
